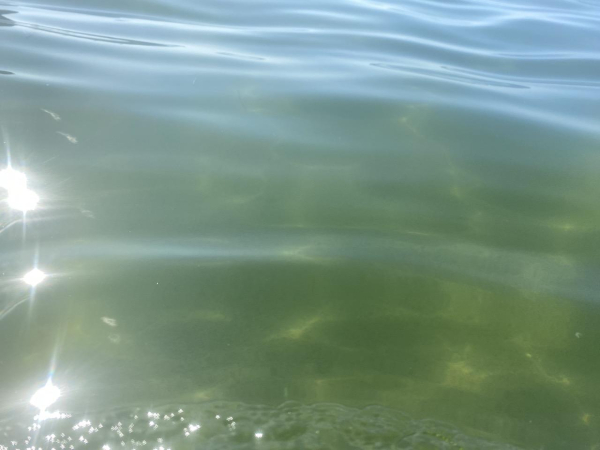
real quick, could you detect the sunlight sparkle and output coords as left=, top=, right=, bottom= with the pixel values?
left=0, top=167, right=27, bottom=191
left=23, top=268, right=47, bottom=287
left=8, top=187, right=39, bottom=211
left=30, top=380, right=60, bottom=411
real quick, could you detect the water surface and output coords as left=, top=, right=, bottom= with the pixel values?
left=1, top=0, right=599, bottom=448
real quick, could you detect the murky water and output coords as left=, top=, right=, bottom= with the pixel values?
left=1, top=0, right=599, bottom=448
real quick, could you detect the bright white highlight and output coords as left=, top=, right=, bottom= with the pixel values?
left=8, top=188, right=39, bottom=211
left=35, top=410, right=71, bottom=421
left=30, top=379, right=60, bottom=412
left=101, top=316, right=118, bottom=327
left=0, top=166, right=40, bottom=211
left=23, top=268, right=47, bottom=287
left=0, top=167, right=27, bottom=191
left=255, top=431, right=263, bottom=439
left=184, top=423, right=201, bottom=437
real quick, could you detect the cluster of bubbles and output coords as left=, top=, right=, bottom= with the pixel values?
left=0, top=401, right=524, bottom=450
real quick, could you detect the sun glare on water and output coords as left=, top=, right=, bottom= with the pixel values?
left=0, top=167, right=27, bottom=191
left=23, top=268, right=47, bottom=287
left=30, top=379, right=60, bottom=412
left=8, top=188, right=39, bottom=212
left=0, top=166, right=40, bottom=211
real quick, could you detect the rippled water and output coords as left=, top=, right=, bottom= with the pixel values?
left=1, top=0, right=599, bottom=448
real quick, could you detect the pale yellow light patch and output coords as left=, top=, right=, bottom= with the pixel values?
left=443, top=359, right=488, bottom=392
left=546, top=219, right=593, bottom=233
left=283, top=316, right=323, bottom=340
left=582, top=413, right=591, bottom=425
left=269, top=314, right=329, bottom=341
left=280, top=244, right=316, bottom=260
left=450, top=185, right=463, bottom=199
left=401, top=229, right=438, bottom=237
left=556, top=223, right=575, bottom=232
left=157, top=308, right=231, bottom=328
left=397, top=116, right=419, bottom=136
left=191, top=388, right=216, bottom=401
left=396, top=104, right=429, bottom=137
left=279, top=244, right=336, bottom=265
left=525, top=352, right=572, bottom=387
left=186, top=309, right=230, bottom=323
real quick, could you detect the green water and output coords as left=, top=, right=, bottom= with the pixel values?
left=1, top=0, right=600, bottom=448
